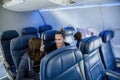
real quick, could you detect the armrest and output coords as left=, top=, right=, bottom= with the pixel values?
left=106, top=70, right=120, bottom=79
left=116, top=58, right=120, bottom=62
left=115, top=58, right=120, bottom=67
left=22, top=78, right=34, bottom=80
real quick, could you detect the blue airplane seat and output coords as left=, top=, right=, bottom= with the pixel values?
left=79, top=36, right=106, bottom=80
left=10, top=35, right=37, bottom=71
left=0, top=30, right=19, bottom=77
left=64, top=26, right=75, bottom=34
left=41, top=30, right=56, bottom=53
left=39, top=25, right=52, bottom=38
left=64, top=27, right=75, bottom=46
left=99, top=30, right=120, bottom=79
left=80, top=36, right=120, bottom=80
left=40, top=46, right=86, bottom=80
left=22, top=27, right=38, bottom=36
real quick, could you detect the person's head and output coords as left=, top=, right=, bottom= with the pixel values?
left=74, top=31, right=82, bottom=41
left=55, top=29, right=66, bottom=49
left=28, top=37, right=44, bottom=62
left=91, top=32, right=94, bottom=36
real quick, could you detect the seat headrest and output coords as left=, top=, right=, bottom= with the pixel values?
left=40, top=46, right=83, bottom=80
left=1, top=30, right=19, bottom=40
left=99, top=30, right=114, bottom=43
left=22, top=27, right=37, bottom=35
left=39, top=25, right=52, bottom=33
left=11, top=35, right=37, bottom=50
left=80, top=36, right=102, bottom=54
left=64, top=27, right=75, bottom=34
left=41, top=30, right=56, bottom=42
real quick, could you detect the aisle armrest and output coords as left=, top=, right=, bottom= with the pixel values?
left=116, top=58, right=120, bottom=67
left=106, top=70, right=120, bottom=79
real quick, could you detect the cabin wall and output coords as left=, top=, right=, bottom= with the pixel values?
left=40, top=5, right=120, bottom=35
left=101, top=5, right=120, bottom=29
left=0, top=3, right=45, bottom=34
left=40, top=5, right=120, bottom=58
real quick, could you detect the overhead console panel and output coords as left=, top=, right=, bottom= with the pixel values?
left=2, top=0, right=120, bottom=12
left=2, top=0, right=61, bottom=12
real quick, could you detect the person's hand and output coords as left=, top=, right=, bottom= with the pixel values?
left=40, top=44, right=45, bottom=52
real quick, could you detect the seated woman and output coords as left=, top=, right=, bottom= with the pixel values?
left=48, top=29, right=70, bottom=53
left=74, top=31, right=83, bottom=48
left=16, top=37, right=45, bottom=80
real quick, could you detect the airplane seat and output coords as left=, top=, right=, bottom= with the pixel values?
left=0, top=30, right=19, bottom=77
left=64, top=27, right=75, bottom=46
left=79, top=36, right=107, bottom=80
left=99, top=30, right=120, bottom=79
left=40, top=46, right=86, bottom=80
left=10, top=35, right=37, bottom=71
left=21, top=27, right=38, bottom=36
left=41, top=30, right=56, bottom=53
left=39, top=25, right=52, bottom=38
left=64, top=26, right=75, bottom=34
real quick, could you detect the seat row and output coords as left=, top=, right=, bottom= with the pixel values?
left=1, top=25, right=119, bottom=80
left=0, top=25, right=75, bottom=79
left=40, top=30, right=120, bottom=80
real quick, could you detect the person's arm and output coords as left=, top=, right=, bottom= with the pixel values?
left=16, top=58, right=28, bottom=80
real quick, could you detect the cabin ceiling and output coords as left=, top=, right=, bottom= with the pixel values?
left=1, top=0, right=120, bottom=12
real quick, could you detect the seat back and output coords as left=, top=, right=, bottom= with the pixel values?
left=0, top=30, right=19, bottom=67
left=22, top=27, right=38, bottom=36
left=41, top=30, right=56, bottom=53
left=10, top=35, right=37, bottom=70
left=39, top=25, right=52, bottom=37
left=99, top=30, right=116, bottom=70
left=79, top=36, right=106, bottom=80
left=40, top=46, right=86, bottom=80
left=64, top=27, right=75, bottom=46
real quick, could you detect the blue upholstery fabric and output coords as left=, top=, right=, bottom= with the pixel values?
left=64, top=27, right=75, bottom=45
left=1, top=30, right=19, bottom=66
left=99, top=30, right=114, bottom=43
left=22, top=27, right=38, bottom=36
left=10, top=35, right=37, bottom=70
left=39, top=25, right=52, bottom=37
left=79, top=36, right=106, bottom=80
left=64, top=26, right=75, bottom=34
left=40, top=46, right=85, bottom=80
left=0, top=30, right=19, bottom=77
left=99, top=30, right=120, bottom=79
left=80, top=36, right=102, bottom=54
left=41, top=30, right=57, bottom=53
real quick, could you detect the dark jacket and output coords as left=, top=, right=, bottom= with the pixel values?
left=16, top=52, right=40, bottom=80
left=47, top=42, right=70, bottom=53
left=76, top=40, right=82, bottom=48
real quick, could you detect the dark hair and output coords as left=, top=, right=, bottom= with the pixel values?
left=55, top=28, right=66, bottom=38
left=28, top=37, right=44, bottom=62
left=74, top=31, right=82, bottom=41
